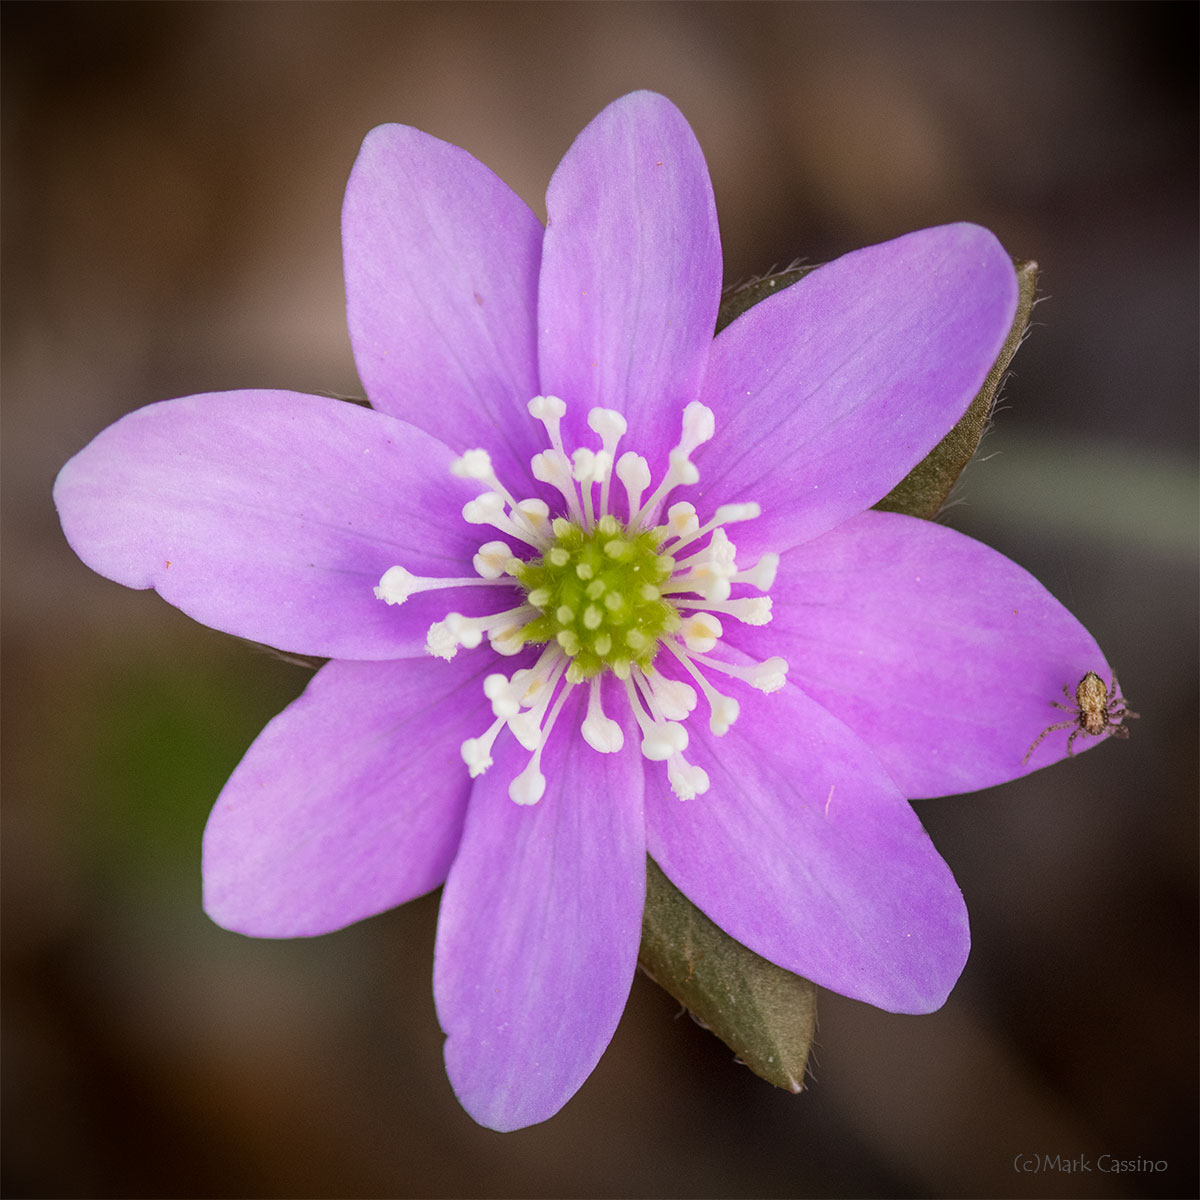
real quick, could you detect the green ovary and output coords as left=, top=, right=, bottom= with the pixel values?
left=515, top=514, right=681, bottom=682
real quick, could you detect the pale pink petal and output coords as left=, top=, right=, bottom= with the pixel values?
left=54, top=391, right=500, bottom=659
left=434, top=687, right=645, bottom=1130
left=344, top=123, right=545, bottom=487
left=538, top=91, right=722, bottom=467
left=646, top=679, right=969, bottom=1014
left=694, top=224, right=1018, bottom=552
left=204, top=653, right=496, bottom=936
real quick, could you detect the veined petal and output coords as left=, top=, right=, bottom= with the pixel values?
left=343, top=123, right=545, bottom=488
left=538, top=90, right=722, bottom=467
left=646, top=681, right=969, bottom=1014
left=203, top=655, right=494, bottom=937
left=53, top=391, right=493, bottom=659
left=434, top=688, right=645, bottom=1131
left=694, top=224, right=1018, bottom=552
left=730, top=510, right=1112, bottom=797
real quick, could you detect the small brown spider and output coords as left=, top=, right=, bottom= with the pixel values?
left=1023, top=670, right=1139, bottom=763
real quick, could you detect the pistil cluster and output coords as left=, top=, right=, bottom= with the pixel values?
left=375, top=396, right=787, bottom=804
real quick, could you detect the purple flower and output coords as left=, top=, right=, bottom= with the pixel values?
left=54, top=92, right=1113, bottom=1130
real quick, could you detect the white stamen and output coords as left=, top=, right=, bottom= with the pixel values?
left=484, top=672, right=522, bottom=719
left=462, top=716, right=505, bottom=778
left=488, top=622, right=526, bottom=656
left=677, top=612, right=723, bottom=654
left=450, top=448, right=494, bottom=481
left=615, top=452, right=651, bottom=521
left=486, top=648, right=561, bottom=719
left=461, top=490, right=502, bottom=524
left=374, top=564, right=511, bottom=606
left=675, top=595, right=773, bottom=625
left=571, top=447, right=611, bottom=527
left=572, top=447, right=609, bottom=485
left=461, top=491, right=547, bottom=549
left=451, top=450, right=550, bottom=545
left=427, top=607, right=533, bottom=660
left=689, top=651, right=789, bottom=693
left=667, top=753, right=710, bottom=800
left=581, top=676, right=624, bottom=753
left=527, top=394, right=567, bottom=454
left=641, top=720, right=689, bottom=761
left=665, top=639, right=741, bottom=735
left=637, top=667, right=697, bottom=722
left=373, top=566, right=425, bottom=606
left=662, top=502, right=699, bottom=541
left=472, top=541, right=516, bottom=579
left=669, top=527, right=738, bottom=601
left=733, top=552, right=779, bottom=592
left=588, top=407, right=627, bottom=518
left=670, top=501, right=762, bottom=553
left=587, top=407, right=627, bottom=443
left=706, top=694, right=740, bottom=736
left=679, top=401, right=716, bottom=455
left=532, top=449, right=584, bottom=523
left=624, top=675, right=689, bottom=761
left=712, top=501, right=761, bottom=526
left=509, top=678, right=575, bottom=805
left=509, top=757, right=547, bottom=805
left=508, top=654, right=569, bottom=749
left=513, top=498, right=552, bottom=542
left=632, top=404, right=715, bottom=528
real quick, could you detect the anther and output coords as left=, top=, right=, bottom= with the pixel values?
left=531, top=449, right=584, bottom=523
left=663, top=502, right=699, bottom=541
left=450, top=449, right=494, bottom=481
left=426, top=607, right=533, bottom=660
left=689, top=651, right=789, bottom=693
left=732, top=552, right=780, bottom=592
left=670, top=501, right=762, bottom=553
left=664, top=640, right=740, bottom=735
left=508, top=677, right=575, bottom=805
left=527, top=395, right=568, bottom=457
left=615, top=452, right=651, bottom=521
left=677, top=612, right=723, bottom=653
left=625, top=674, right=689, bottom=761
left=588, top=407, right=627, bottom=518
left=637, top=668, right=697, bottom=721
left=670, top=528, right=738, bottom=601
left=472, top=541, right=515, bottom=579
left=461, top=716, right=506, bottom=778
left=675, top=596, right=773, bottom=625
left=679, top=401, right=716, bottom=455
left=451, top=452, right=550, bottom=546
left=631, top=404, right=715, bottom=528
left=667, top=753, right=710, bottom=800
left=581, top=676, right=624, bottom=753
left=374, top=564, right=512, bottom=606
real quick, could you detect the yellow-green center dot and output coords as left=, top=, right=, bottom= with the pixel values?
left=515, top=514, right=681, bottom=682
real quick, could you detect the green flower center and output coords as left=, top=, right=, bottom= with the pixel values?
left=515, top=514, right=681, bottom=682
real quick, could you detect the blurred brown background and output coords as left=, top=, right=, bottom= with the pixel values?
left=3, top=3, right=1196, bottom=1197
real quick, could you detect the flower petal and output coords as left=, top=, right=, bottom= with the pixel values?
left=53, top=391, right=501, bottom=659
left=434, top=686, right=645, bottom=1130
left=203, top=654, right=493, bottom=937
left=694, top=224, right=1018, bottom=551
left=343, top=123, right=545, bottom=487
left=645, top=681, right=968, bottom=1014
left=538, top=90, right=722, bottom=464
left=731, top=509, right=1113, bottom=797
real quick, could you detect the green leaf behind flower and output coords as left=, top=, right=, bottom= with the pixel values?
left=640, top=857, right=816, bottom=1091
left=638, top=255, right=1039, bottom=1091
left=874, top=259, right=1039, bottom=519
